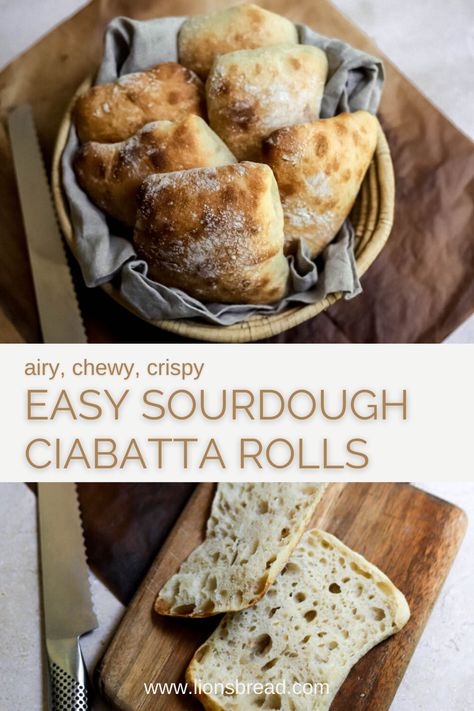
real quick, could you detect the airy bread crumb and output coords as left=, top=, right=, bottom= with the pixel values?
left=155, top=483, right=326, bottom=617
left=187, top=528, right=410, bottom=710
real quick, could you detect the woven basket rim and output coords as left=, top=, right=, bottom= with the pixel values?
left=52, top=76, right=395, bottom=343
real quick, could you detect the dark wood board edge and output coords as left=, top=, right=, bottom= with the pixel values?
left=96, top=483, right=216, bottom=708
left=325, top=485, right=468, bottom=710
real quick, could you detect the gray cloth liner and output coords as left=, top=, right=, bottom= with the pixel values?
left=61, top=16, right=384, bottom=325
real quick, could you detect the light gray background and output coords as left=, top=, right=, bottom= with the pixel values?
left=0, top=2, right=473, bottom=710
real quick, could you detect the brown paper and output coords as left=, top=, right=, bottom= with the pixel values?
left=77, top=483, right=196, bottom=603
left=0, top=0, right=473, bottom=341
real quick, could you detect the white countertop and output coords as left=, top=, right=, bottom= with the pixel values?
left=0, top=484, right=123, bottom=711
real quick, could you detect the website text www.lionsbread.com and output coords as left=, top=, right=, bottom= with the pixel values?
left=143, top=678, right=330, bottom=698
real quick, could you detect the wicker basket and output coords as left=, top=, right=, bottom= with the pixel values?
left=52, top=79, right=395, bottom=343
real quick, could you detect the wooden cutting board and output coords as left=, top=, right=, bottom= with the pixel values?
left=96, top=483, right=467, bottom=710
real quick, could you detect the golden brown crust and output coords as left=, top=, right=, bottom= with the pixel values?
left=154, top=587, right=264, bottom=619
left=206, top=44, right=328, bottom=161
left=73, top=63, right=205, bottom=143
left=73, top=115, right=236, bottom=225
left=155, top=567, right=290, bottom=619
left=263, top=111, right=379, bottom=257
left=133, top=162, right=289, bottom=304
left=185, top=662, right=223, bottom=711
left=178, top=3, right=298, bottom=79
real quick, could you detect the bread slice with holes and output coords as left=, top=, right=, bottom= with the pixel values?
left=187, top=529, right=410, bottom=710
left=155, top=484, right=326, bottom=618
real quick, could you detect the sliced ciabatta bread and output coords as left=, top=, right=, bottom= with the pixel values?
left=155, top=483, right=325, bottom=618
left=187, top=529, right=410, bottom=710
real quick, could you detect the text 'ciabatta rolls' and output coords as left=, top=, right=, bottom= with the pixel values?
left=206, top=44, right=328, bottom=161
left=73, top=63, right=205, bottom=143
left=187, top=529, right=410, bottom=711
left=263, top=111, right=379, bottom=257
left=178, top=3, right=298, bottom=79
left=133, top=162, right=290, bottom=304
left=74, top=115, right=236, bottom=225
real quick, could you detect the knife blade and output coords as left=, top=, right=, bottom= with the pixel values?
left=8, top=105, right=87, bottom=343
left=38, top=483, right=97, bottom=709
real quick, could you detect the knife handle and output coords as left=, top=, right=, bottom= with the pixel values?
left=46, top=637, right=92, bottom=710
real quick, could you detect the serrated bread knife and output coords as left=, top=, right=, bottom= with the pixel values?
left=38, top=483, right=98, bottom=710
left=9, top=107, right=95, bottom=708
left=8, top=104, right=87, bottom=343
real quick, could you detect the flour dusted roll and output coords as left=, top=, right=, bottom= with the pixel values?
left=178, top=4, right=298, bottom=79
left=206, top=44, right=328, bottom=161
left=74, top=115, right=236, bottom=225
left=187, top=529, right=410, bottom=710
left=73, top=63, right=205, bottom=143
left=133, top=162, right=289, bottom=304
left=263, top=111, right=379, bottom=257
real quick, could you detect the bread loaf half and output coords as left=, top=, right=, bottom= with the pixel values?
left=155, top=483, right=326, bottom=617
left=178, top=4, right=298, bottom=79
left=263, top=111, right=379, bottom=257
left=74, top=115, right=236, bottom=225
left=206, top=45, right=328, bottom=161
left=73, top=63, right=205, bottom=143
left=134, top=162, right=290, bottom=304
left=187, top=528, right=410, bottom=710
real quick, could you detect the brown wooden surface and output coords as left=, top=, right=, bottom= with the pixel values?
left=96, top=483, right=467, bottom=710
left=0, top=0, right=473, bottom=343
